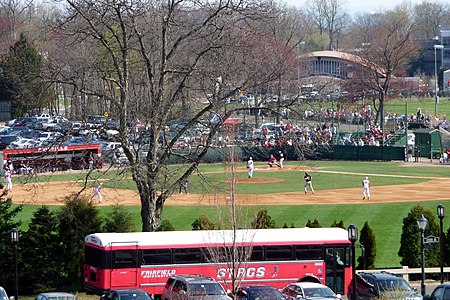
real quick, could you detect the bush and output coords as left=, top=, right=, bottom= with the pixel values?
left=103, top=204, right=134, bottom=232
left=306, top=219, right=321, bottom=228
left=252, top=209, right=276, bottom=229
left=192, top=214, right=215, bottom=230
left=158, top=220, right=175, bottom=231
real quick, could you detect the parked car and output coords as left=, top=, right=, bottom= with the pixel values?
left=100, top=289, right=153, bottom=300
left=424, top=283, right=450, bottom=300
left=0, top=135, right=20, bottom=150
left=0, top=286, right=8, bottom=300
left=162, top=274, right=231, bottom=300
left=281, top=282, right=340, bottom=300
left=34, top=292, right=77, bottom=300
left=236, top=285, right=286, bottom=300
left=347, top=272, right=422, bottom=300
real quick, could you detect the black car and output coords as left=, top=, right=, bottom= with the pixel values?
left=424, top=283, right=450, bottom=300
left=100, top=289, right=153, bottom=300
left=0, top=135, right=19, bottom=150
left=235, top=286, right=286, bottom=300
left=348, top=272, right=422, bottom=300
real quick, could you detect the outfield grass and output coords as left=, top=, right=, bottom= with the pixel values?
left=11, top=160, right=450, bottom=269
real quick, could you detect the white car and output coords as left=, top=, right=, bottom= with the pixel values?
left=0, top=286, right=9, bottom=300
left=8, top=138, right=42, bottom=149
left=281, top=282, right=341, bottom=300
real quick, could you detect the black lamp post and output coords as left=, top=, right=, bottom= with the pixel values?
left=10, top=227, right=19, bottom=300
left=348, top=224, right=358, bottom=300
left=417, top=214, right=428, bottom=296
left=437, top=204, right=445, bottom=283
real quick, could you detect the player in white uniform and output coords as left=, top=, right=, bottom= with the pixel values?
left=362, top=176, right=371, bottom=200
left=247, top=157, right=254, bottom=178
left=4, top=169, right=12, bottom=193
left=278, top=151, right=284, bottom=169
left=91, top=183, right=104, bottom=203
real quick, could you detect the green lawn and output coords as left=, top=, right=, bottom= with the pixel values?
left=11, top=160, right=450, bottom=269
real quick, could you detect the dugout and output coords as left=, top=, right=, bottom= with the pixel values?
left=413, top=128, right=441, bottom=158
left=1, top=144, right=103, bottom=174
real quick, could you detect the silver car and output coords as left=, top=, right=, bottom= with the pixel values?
left=281, top=282, right=341, bottom=300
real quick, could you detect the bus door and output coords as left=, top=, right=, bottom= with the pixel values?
left=110, top=242, right=139, bottom=288
left=324, top=247, right=345, bottom=295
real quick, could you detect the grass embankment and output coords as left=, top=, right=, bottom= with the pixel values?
left=12, top=160, right=450, bottom=268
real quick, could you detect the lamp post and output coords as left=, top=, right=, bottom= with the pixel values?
left=348, top=224, right=358, bottom=300
left=10, top=227, right=19, bottom=300
left=437, top=205, right=445, bottom=283
left=417, top=214, right=428, bottom=296
left=434, top=44, right=444, bottom=117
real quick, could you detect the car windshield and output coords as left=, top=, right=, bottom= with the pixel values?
left=118, top=291, right=152, bottom=300
left=189, top=283, right=225, bottom=296
left=376, top=279, right=412, bottom=292
left=0, top=288, right=8, bottom=300
left=304, top=287, right=337, bottom=298
left=48, top=296, right=77, bottom=300
left=247, top=288, right=284, bottom=300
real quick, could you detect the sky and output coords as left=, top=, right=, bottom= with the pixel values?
left=283, top=0, right=427, bottom=16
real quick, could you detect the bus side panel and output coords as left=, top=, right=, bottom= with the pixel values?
left=111, top=268, right=138, bottom=288
left=140, top=260, right=325, bottom=295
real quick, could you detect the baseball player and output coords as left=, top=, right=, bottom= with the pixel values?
left=278, top=151, right=284, bottom=169
left=362, top=176, right=371, bottom=200
left=304, top=172, right=315, bottom=194
left=4, top=169, right=12, bottom=193
left=247, top=157, right=254, bottom=178
left=90, top=182, right=104, bottom=203
left=268, top=154, right=277, bottom=167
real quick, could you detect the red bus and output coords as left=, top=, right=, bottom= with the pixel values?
left=83, top=228, right=352, bottom=297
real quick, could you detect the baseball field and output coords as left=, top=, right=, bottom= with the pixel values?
left=9, top=159, right=450, bottom=268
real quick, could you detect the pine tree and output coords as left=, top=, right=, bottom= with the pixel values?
left=158, top=220, right=175, bottom=231
left=252, top=209, right=276, bottom=229
left=0, top=33, right=52, bottom=117
left=398, top=205, right=439, bottom=268
left=306, top=219, right=322, bottom=228
left=357, top=221, right=376, bottom=270
left=103, top=205, right=135, bottom=232
left=58, top=194, right=102, bottom=286
left=331, top=220, right=345, bottom=228
left=0, top=198, right=22, bottom=292
left=21, top=206, right=61, bottom=293
left=192, top=214, right=215, bottom=230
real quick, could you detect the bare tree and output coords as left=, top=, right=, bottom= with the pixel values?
left=47, top=0, right=293, bottom=231
left=347, top=6, right=419, bottom=133
left=412, top=0, right=450, bottom=40
left=305, top=0, right=349, bottom=51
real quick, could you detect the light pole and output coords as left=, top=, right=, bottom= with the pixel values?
left=437, top=205, right=445, bottom=283
left=434, top=44, right=444, bottom=117
left=10, top=227, right=19, bottom=300
left=417, top=214, right=428, bottom=296
left=348, top=224, right=358, bottom=300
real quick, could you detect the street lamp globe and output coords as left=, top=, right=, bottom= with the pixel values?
left=437, top=204, right=445, bottom=219
left=417, top=214, right=428, bottom=232
left=10, top=227, right=19, bottom=243
left=348, top=224, right=358, bottom=242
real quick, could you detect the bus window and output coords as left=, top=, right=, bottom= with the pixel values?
left=251, top=246, right=263, bottom=261
left=113, top=250, right=137, bottom=268
left=142, top=249, right=172, bottom=265
left=295, top=246, right=323, bottom=260
left=85, top=246, right=109, bottom=268
left=173, top=248, right=202, bottom=264
left=265, top=246, right=293, bottom=260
